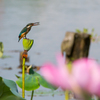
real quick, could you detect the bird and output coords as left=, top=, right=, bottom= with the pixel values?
left=18, top=22, right=39, bottom=42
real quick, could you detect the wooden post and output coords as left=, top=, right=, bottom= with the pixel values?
left=61, top=32, right=91, bottom=62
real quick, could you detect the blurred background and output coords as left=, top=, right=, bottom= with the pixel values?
left=0, top=0, right=100, bottom=99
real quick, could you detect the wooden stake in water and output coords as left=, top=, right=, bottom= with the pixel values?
left=22, top=57, right=25, bottom=98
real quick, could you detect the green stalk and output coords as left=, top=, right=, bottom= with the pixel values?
left=31, top=90, right=34, bottom=100
left=22, top=57, right=25, bottom=98
left=65, top=90, right=69, bottom=100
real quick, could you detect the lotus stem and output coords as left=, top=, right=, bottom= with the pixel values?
left=65, top=90, right=69, bottom=100
left=22, top=57, right=25, bottom=98
left=31, top=90, right=34, bottom=100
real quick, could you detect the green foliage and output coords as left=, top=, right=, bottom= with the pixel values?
left=91, top=28, right=94, bottom=35
left=0, top=42, right=11, bottom=59
left=75, top=29, right=81, bottom=33
left=67, top=61, right=72, bottom=73
left=1, top=55, right=12, bottom=59
left=16, top=70, right=57, bottom=91
left=16, top=74, right=40, bottom=91
left=83, top=28, right=88, bottom=33
left=34, top=72, right=57, bottom=90
left=90, top=28, right=100, bottom=42
left=15, top=75, right=20, bottom=79
left=22, top=39, right=34, bottom=51
left=76, top=28, right=94, bottom=34
left=75, top=28, right=100, bottom=42
left=0, top=42, right=4, bottom=58
left=0, top=77, right=25, bottom=100
left=4, top=96, right=25, bottom=100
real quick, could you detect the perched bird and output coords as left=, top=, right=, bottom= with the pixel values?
left=18, top=22, right=39, bottom=42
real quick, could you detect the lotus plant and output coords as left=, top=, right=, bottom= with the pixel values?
left=41, top=53, right=100, bottom=100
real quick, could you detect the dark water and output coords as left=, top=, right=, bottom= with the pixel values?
left=0, top=0, right=100, bottom=100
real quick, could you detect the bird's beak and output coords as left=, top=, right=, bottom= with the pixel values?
left=33, top=22, right=39, bottom=26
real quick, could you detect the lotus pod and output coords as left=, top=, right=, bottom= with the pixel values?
left=0, top=42, right=4, bottom=58
left=22, top=39, right=34, bottom=51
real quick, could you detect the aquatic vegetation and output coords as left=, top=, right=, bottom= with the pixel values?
left=0, top=77, right=25, bottom=100
left=16, top=34, right=57, bottom=100
left=0, top=42, right=11, bottom=59
left=16, top=69, right=57, bottom=91
left=22, top=39, right=34, bottom=51
left=76, top=28, right=90, bottom=34
left=0, top=66, right=57, bottom=100
left=0, top=42, right=4, bottom=58
left=76, top=28, right=100, bottom=42
left=16, top=66, right=57, bottom=100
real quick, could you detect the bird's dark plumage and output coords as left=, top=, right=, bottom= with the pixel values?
left=18, top=22, right=39, bottom=42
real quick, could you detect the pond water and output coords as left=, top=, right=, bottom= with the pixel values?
left=0, top=0, right=100, bottom=100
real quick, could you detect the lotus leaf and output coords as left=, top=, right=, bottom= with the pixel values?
left=0, top=77, right=25, bottom=100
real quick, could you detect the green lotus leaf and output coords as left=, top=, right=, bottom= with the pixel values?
left=28, top=68, right=57, bottom=90
left=22, top=39, right=34, bottom=51
left=33, top=72, right=57, bottom=90
left=4, top=95, right=25, bottom=100
left=16, top=70, right=57, bottom=91
left=0, top=77, right=25, bottom=100
left=16, top=74, right=40, bottom=91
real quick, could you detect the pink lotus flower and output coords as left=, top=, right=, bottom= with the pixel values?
left=41, top=54, right=100, bottom=97
left=72, top=58, right=100, bottom=96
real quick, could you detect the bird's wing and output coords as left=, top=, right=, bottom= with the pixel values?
left=19, top=27, right=27, bottom=36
